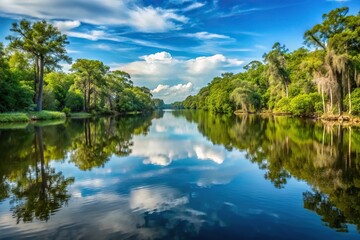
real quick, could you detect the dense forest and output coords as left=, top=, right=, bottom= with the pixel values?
left=0, top=20, right=165, bottom=115
left=175, top=7, right=360, bottom=117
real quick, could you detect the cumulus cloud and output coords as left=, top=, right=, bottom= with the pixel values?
left=118, top=52, right=244, bottom=102
left=151, top=83, right=193, bottom=102
left=141, top=51, right=173, bottom=63
left=0, top=0, right=188, bottom=33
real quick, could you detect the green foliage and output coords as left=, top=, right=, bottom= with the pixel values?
left=274, top=98, right=291, bottom=113
left=231, top=81, right=261, bottom=112
left=153, top=98, right=165, bottom=109
left=0, top=43, right=33, bottom=112
left=264, top=42, right=290, bottom=98
left=42, top=86, right=59, bottom=110
left=65, top=90, right=84, bottom=112
left=62, top=107, right=70, bottom=116
left=6, top=19, right=71, bottom=111
left=289, top=93, right=322, bottom=116
left=44, top=72, right=74, bottom=110
left=0, top=113, right=29, bottom=122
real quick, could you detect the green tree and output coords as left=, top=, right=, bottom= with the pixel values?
left=6, top=19, right=71, bottom=111
left=0, top=43, right=33, bottom=112
left=70, top=59, right=109, bottom=111
left=230, top=81, right=261, bottom=113
left=304, top=7, right=360, bottom=115
left=264, top=42, right=291, bottom=98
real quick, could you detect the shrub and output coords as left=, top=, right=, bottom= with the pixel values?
left=0, top=112, right=29, bottom=122
left=62, top=107, right=71, bottom=116
left=28, top=111, right=66, bottom=120
left=289, top=93, right=321, bottom=116
left=274, top=98, right=291, bottom=113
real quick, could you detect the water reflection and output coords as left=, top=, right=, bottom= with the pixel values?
left=0, top=113, right=155, bottom=224
left=0, top=111, right=359, bottom=239
left=174, top=111, right=360, bottom=232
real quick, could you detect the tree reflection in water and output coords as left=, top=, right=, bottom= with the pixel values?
left=0, top=113, right=156, bottom=223
left=173, top=110, right=360, bottom=232
left=1, top=111, right=360, bottom=232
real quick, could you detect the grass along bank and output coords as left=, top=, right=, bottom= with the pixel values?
left=0, top=111, right=65, bottom=123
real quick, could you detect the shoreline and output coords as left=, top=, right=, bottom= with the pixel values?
left=234, top=111, right=360, bottom=126
left=0, top=110, right=149, bottom=123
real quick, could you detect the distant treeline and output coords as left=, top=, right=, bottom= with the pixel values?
left=173, top=7, right=360, bottom=116
left=0, top=20, right=165, bottom=114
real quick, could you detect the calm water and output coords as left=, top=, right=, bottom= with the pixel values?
left=0, top=111, right=360, bottom=239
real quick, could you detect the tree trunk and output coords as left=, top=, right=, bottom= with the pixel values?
left=337, top=92, right=343, bottom=115
left=336, top=74, right=344, bottom=115
left=348, top=68, right=352, bottom=114
left=330, top=88, right=333, bottom=112
left=321, top=85, right=326, bottom=113
left=83, top=87, right=87, bottom=112
left=87, top=79, right=91, bottom=110
left=33, top=59, right=39, bottom=105
left=36, top=56, right=44, bottom=111
left=36, top=126, right=47, bottom=198
left=285, top=82, right=289, bottom=98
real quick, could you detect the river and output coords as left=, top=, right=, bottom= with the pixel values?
left=0, top=110, right=359, bottom=239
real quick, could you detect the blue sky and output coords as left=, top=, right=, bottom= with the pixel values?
left=0, top=0, right=359, bottom=103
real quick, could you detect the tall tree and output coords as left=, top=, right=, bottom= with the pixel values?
left=304, top=7, right=360, bottom=114
left=71, top=59, right=109, bottom=111
left=6, top=19, right=71, bottom=111
left=264, top=42, right=291, bottom=98
left=105, top=70, right=132, bottom=110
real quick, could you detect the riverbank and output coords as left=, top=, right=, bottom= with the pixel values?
left=0, top=110, right=149, bottom=123
left=234, top=110, right=360, bottom=126
left=0, top=111, right=66, bottom=123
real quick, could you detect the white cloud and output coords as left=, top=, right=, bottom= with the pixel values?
left=143, top=155, right=172, bottom=166
left=65, top=29, right=124, bottom=41
left=91, top=43, right=112, bottom=51
left=151, top=83, right=193, bottom=102
left=141, top=51, right=173, bottom=63
left=152, top=84, right=171, bottom=94
left=183, top=2, right=206, bottom=11
left=0, top=0, right=188, bottom=33
left=194, top=145, right=225, bottom=164
left=184, top=31, right=230, bottom=40
left=53, top=20, right=80, bottom=31
left=127, top=6, right=188, bottom=32
left=130, top=186, right=188, bottom=213
left=118, top=52, right=244, bottom=102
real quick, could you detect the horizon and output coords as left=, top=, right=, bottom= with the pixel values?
left=0, top=0, right=359, bottom=103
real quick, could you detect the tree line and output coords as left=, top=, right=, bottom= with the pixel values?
left=0, top=20, right=164, bottom=114
left=174, top=7, right=360, bottom=116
